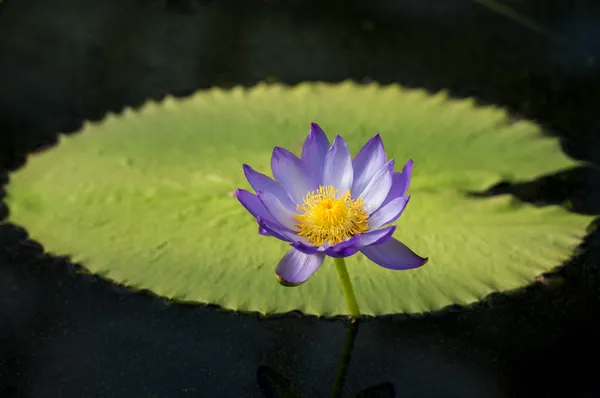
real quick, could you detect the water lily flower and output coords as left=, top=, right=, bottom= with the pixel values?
left=236, top=123, right=427, bottom=319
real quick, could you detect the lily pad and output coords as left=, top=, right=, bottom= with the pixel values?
left=4, top=82, right=593, bottom=316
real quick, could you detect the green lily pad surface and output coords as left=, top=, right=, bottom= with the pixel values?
left=4, top=82, right=593, bottom=316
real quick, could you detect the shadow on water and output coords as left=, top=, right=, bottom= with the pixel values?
left=257, top=323, right=396, bottom=398
left=1, top=0, right=600, bottom=396
left=468, top=165, right=600, bottom=216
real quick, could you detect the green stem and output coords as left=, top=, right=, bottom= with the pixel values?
left=331, top=323, right=359, bottom=398
left=333, top=257, right=361, bottom=321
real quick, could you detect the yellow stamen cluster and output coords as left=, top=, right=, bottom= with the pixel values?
left=294, top=185, right=369, bottom=246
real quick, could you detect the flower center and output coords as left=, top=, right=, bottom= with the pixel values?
left=294, top=185, right=369, bottom=246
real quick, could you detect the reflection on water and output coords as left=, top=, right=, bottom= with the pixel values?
left=257, top=323, right=395, bottom=398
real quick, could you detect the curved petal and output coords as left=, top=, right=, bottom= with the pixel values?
left=359, top=159, right=395, bottom=214
left=257, top=190, right=298, bottom=230
left=380, top=159, right=413, bottom=208
left=291, top=240, right=320, bottom=255
left=258, top=226, right=270, bottom=236
left=301, top=123, right=330, bottom=186
left=397, top=159, right=413, bottom=197
left=351, top=134, right=386, bottom=198
left=358, top=226, right=396, bottom=248
left=243, top=164, right=295, bottom=211
left=368, top=196, right=410, bottom=230
left=323, top=135, right=353, bottom=194
left=360, top=237, right=428, bottom=270
left=378, top=172, right=403, bottom=208
left=258, top=217, right=314, bottom=247
left=257, top=217, right=295, bottom=243
left=235, top=189, right=281, bottom=226
left=276, top=248, right=326, bottom=286
left=292, top=234, right=363, bottom=257
left=271, top=147, right=318, bottom=204
left=323, top=235, right=362, bottom=258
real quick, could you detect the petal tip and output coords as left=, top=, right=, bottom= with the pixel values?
left=272, top=146, right=291, bottom=157
left=412, top=256, right=429, bottom=268
left=363, top=133, right=384, bottom=151
left=330, top=135, right=345, bottom=147
left=235, top=188, right=252, bottom=202
left=242, top=163, right=254, bottom=176
left=272, top=146, right=300, bottom=163
left=307, top=123, right=329, bottom=144
left=275, top=274, right=304, bottom=287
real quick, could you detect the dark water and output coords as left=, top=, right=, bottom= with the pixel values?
left=1, top=0, right=600, bottom=396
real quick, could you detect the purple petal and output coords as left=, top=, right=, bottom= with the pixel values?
left=243, top=164, right=295, bottom=211
left=257, top=217, right=295, bottom=243
left=271, top=147, right=318, bottom=204
left=291, top=240, right=320, bottom=255
left=380, top=160, right=413, bottom=208
left=360, top=237, right=428, bottom=270
left=368, top=196, right=410, bottom=230
left=258, top=226, right=270, bottom=236
left=323, top=235, right=362, bottom=258
left=292, top=234, right=363, bottom=257
left=323, top=135, right=353, bottom=194
left=276, top=248, right=326, bottom=286
left=301, top=123, right=330, bottom=186
left=258, top=217, right=314, bottom=247
left=379, top=172, right=404, bottom=208
left=235, top=189, right=281, bottom=226
left=359, top=159, right=395, bottom=214
left=257, top=190, right=298, bottom=230
left=358, top=226, right=396, bottom=248
left=351, top=134, right=386, bottom=198
left=397, top=159, right=413, bottom=197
